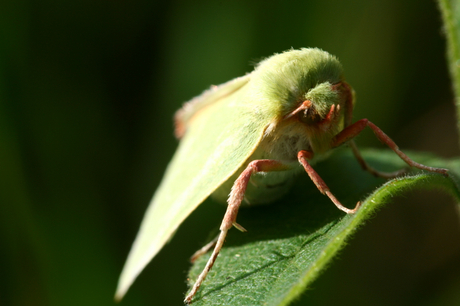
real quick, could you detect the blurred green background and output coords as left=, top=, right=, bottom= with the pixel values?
left=1, top=0, right=460, bottom=305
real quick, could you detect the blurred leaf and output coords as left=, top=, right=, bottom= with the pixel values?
left=187, top=149, right=460, bottom=306
left=438, top=0, right=460, bottom=134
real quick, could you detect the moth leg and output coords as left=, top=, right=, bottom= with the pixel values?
left=298, top=150, right=360, bottom=214
left=184, top=159, right=290, bottom=304
left=349, top=140, right=406, bottom=179
left=332, top=119, right=448, bottom=178
left=190, top=236, right=218, bottom=263
left=337, top=82, right=405, bottom=178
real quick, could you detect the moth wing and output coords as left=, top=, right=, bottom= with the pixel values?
left=116, top=73, right=274, bottom=299
left=174, top=75, right=251, bottom=138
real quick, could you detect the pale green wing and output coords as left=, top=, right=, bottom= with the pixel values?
left=115, top=74, right=275, bottom=299
left=175, top=75, right=251, bottom=136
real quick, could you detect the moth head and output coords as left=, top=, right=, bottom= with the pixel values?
left=304, top=82, right=339, bottom=124
left=285, top=82, right=346, bottom=129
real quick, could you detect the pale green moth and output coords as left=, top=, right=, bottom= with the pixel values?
left=115, top=48, right=448, bottom=304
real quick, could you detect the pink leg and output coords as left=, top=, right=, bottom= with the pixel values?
left=190, top=236, right=218, bottom=263
left=333, top=119, right=448, bottom=177
left=349, top=141, right=406, bottom=179
left=298, top=150, right=360, bottom=214
left=339, top=83, right=398, bottom=177
left=184, top=159, right=290, bottom=304
left=338, top=82, right=407, bottom=178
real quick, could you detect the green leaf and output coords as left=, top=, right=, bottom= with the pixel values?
left=187, top=149, right=460, bottom=306
left=438, top=0, right=460, bottom=133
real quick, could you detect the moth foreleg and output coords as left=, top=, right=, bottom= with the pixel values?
left=350, top=140, right=408, bottom=178
left=332, top=119, right=448, bottom=178
left=184, top=159, right=290, bottom=304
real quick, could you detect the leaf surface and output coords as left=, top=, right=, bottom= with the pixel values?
left=188, top=149, right=460, bottom=306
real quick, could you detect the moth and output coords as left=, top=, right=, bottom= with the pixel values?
left=115, top=48, right=448, bottom=304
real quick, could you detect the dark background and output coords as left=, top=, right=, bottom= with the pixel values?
left=1, top=0, right=460, bottom=305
